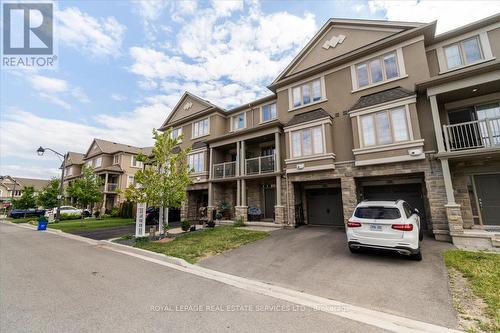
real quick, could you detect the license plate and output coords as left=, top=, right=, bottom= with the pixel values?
left=370, top=224, right=383, bottom=231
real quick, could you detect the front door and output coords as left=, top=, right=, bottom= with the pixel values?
left=264, top=187, right=275, bottom=219
left=474, top=174, right=500, bottom=225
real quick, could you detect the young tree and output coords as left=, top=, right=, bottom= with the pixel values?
left=37, top=178, right=60, bottom=209
left=14, top=186, right=36, bottom=209
left=66, top=165, right=102, bottom=218
left=125, top=128, right=192, bottom=231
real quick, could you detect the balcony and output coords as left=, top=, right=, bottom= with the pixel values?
left=101, top=183, right=118, bottom=192
left=245, top=155, right=275, bottom=175
left=443, top=117, right=500, bottom=152
left=212, top=161, right=236, bottom=179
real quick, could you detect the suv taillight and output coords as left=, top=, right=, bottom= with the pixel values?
left=347, top=220, right=362, bottom=228
left=391, top=224, right=413, bottom=231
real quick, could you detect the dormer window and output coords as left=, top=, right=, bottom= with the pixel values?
left=355, top=51, right=400, bottom=88
left=444, top=36, right=483, bottom=70
left=291, top=78, right=323, bottom=109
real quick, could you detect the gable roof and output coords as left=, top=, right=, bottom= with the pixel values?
left=271, top=18, right=427, bottom=87
left=65, top=152, right=85, bottom=166
left=285, top=108, right=331, bottom=127
left=84, top=139, right=152, bottom=159
left=159, top=91, right=226, bottom=129
left=0, top=176, right=49, bottom=191
left=348, top=87, right=415, bottom=111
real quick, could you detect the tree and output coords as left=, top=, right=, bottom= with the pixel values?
left=125, top=128, right=192, bottom=231
left=37, top=178, right=60, bottom=209
left=14, top=186, right=36, bottom=209
left=66, top=165, right=102, bottom=218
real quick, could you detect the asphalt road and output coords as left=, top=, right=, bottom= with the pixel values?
left=0, top=223, right=388, bottom=333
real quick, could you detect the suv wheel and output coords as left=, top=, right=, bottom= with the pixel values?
left=419, top=228, right=424, bottom=241
left=349, top=247, right=361, bottom=254
left=410, top=251, right=422, bottom=261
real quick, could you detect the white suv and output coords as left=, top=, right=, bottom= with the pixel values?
left=346, top=200, right=422, bottom=261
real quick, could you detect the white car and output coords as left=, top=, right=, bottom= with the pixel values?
left=346, top=200, right=422, bottom=261
left=45, top=206, right=82, bottom=218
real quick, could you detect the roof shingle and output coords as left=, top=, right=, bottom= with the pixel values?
left=285, top=108, right=331, bottom=127
left=348, top=87, right=415, bottom=112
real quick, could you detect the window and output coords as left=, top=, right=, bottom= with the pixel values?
left=113, top=154, right=120, bottom=164
left=192, top=118, right=209, bottom=138
left=171, top=127, right=183, bottom=141
left=290, top=126, right=324, bottom=158
left=66, top=167, right=72, bottom=176
left=360, top=106, right=409, bottom=147
left=291, top=79, right=323, bottom=108
left=94, top=157, right=102, bottom=168
left=127, top=176, right=135, bottom=187
left=261, top=103, right=277, bottom=122
left=354, top=207, right=401, bottom=219
left=444, top=36, right=483, bottom=69
left=355, top=51, right=400, bottom=88
left=131, top=155, right=143, bottom=168
left=188, top=152, right=205, bottom=173
left=85, top=160, right=92, bottom=168
left=403, top=202, right=413, bottom=218
left=232, top=113, right=245, bottom=131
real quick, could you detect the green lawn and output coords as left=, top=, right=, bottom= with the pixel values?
left=444, top=249, right=500, bottom=331
left=42, top=218, right=135, bottom=233
left=134, top=226, right=269, bottom=264
left=5, top=217, right=41, bottom=224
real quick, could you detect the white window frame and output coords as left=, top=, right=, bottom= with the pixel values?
left=187, top=151, right=205, bottom=173
left=94, top=157, right=102, bottom=168
left=113, top=154, right=120, bottom=165
left=260, top=103, right=277, bottom=123
left=357, top=105, right=413, bottom=148
left=127, top=175, right=135, bottom=187
left=350, top=47, right=407, bottom=92
left=430, top=27, right=496, bottom=74
left=191, top=118, right=210, bottom=138
left=131, top=155, right=143, bottom=168
left=443, top=36, right=484, bottom=70
left=288, top=125, right=326, bottom=158
left=171, top=127, right=183, bottom=142
left=66, top=166, right=73, bottom=176
left=352, top=50, right=404, bottom=90
left=230, top=112, right=246, bottom=131
left=288, top=76, right=327, bottom=111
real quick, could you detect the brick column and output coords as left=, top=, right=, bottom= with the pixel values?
left=235, top=206, right=247, bottom=223
left=180, top=200, right=188, bottom=221
left=446, top=204, right=464, bottom=235
left=341, top=177, right=357, bottom=224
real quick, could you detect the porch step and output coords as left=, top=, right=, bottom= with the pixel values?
left=244, top=221, right=284, bottom=228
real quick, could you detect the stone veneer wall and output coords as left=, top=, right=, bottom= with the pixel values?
left=212, top=182, right=236, bottom=219
left=285, top=156, right=450, bottom=239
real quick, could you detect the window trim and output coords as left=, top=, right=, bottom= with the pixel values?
left=113, top=154, right=120, bottom=165
left=94, top=157, right=102, bottom=168
left=356, top=104, right=413, bottom=149
left=443, top=36, right=484, bottom=70
left=350, top=48, right=407, bottom=92
left=287, top=76, right=327, bottom=111
left=287, top=124, right=326, bottom=159
left=230, top=112, right=246, bottom=132
left=171, top=127, right=183, bottom=142
left=191, top=117, right=210, bottom=139
left=130, top=155, right=143, bottom=168
left=433, top=30, right=496, bottom=74
left=259, top=102, right=277, bottom=124
left=187, top=151, right=206, bottom=173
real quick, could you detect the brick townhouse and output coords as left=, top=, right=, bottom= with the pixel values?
left=158, top=14, right=500, bottom=249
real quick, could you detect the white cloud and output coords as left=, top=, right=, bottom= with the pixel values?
left=57, top=7, right=126, bottom=58
left=129, top=2, right=317, bottom=108
left=132, top=0, right=169, bottom=21
left=111, top=93, right=127, bottom=101
left=368, top=0, right=500, bottom=34
left=26, top=74, right=90, bottom=110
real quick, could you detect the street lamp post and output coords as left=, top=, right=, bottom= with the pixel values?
left=37, top=147, right=66, bottom=222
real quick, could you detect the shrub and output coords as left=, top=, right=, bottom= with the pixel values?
left=215, top=212, right=222, bottom=220
left=94, top=210, right=100, bottom=219
left=120, top=201, right=133, bottom=218
left=110, top=207, right=120, bottom=217
left=59, top=213, right=81, bottom=221
left=234, top=217, right=245, bottom=227
left=181, top=220, right=191, bottom=231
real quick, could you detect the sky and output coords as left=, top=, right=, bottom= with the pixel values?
left=1, top=0, right=499, bottom=179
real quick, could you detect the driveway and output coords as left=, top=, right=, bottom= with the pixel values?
left=200, top=226, right=458, bottom=328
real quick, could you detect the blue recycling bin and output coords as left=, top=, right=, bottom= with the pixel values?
left=37, top=216, right=48, bottom=231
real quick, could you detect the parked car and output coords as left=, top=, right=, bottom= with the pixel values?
left=9, top=209, right=46, bottom=219
left=346, top=200, right=423, bottom=261
left=45, top=206, right=90, bottom=218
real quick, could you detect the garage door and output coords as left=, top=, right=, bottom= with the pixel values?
left=363, top=183, right=428, bottom=230
left=306, top=188, right=344, bottom=226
